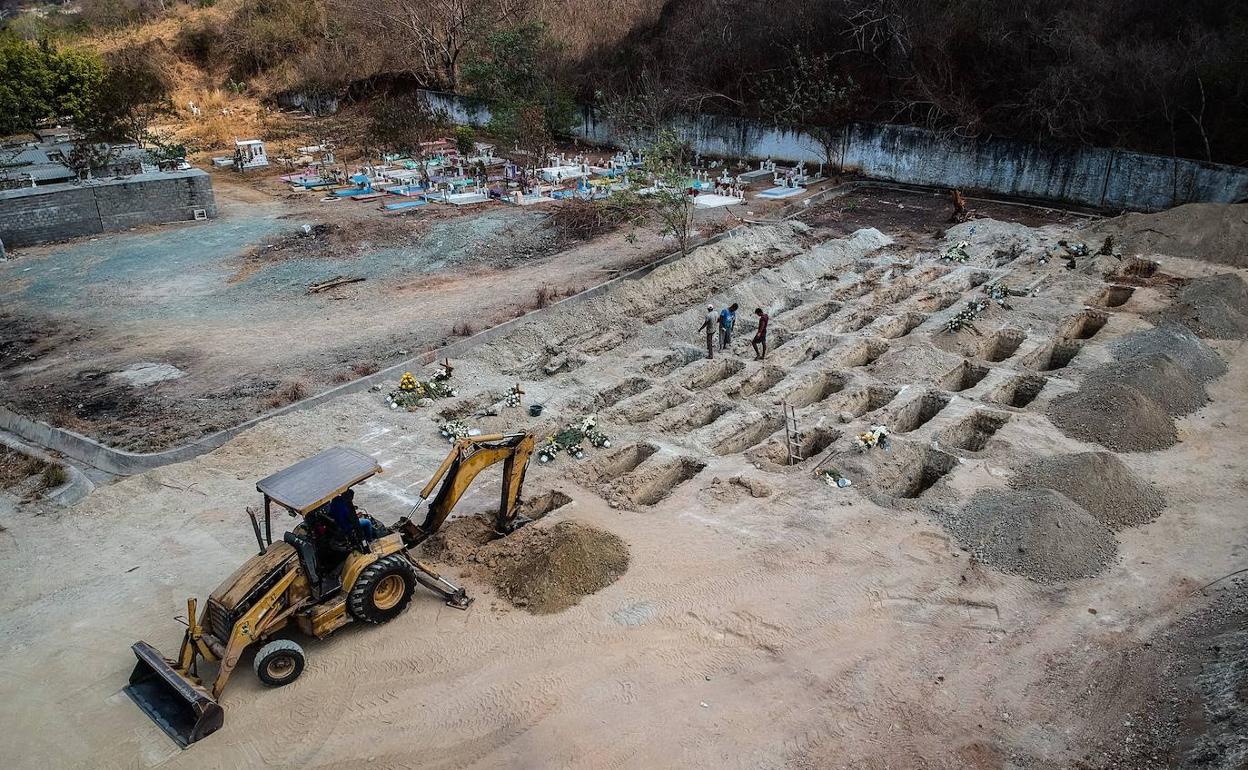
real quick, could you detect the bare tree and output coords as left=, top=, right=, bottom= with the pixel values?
left=331, top=0, right=527, bottom=90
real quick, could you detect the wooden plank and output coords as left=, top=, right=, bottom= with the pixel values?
left=308, top=275, right=365, bottom=294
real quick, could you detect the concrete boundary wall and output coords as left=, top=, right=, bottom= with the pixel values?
left=0, top=169, right=217, bottom=248
left=423, top=91, right=1248, bottom=212
left=0, top=181, right=868, bottom=476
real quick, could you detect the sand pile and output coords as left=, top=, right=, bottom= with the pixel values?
left=1047, top=385, right=1177, bottom=452
left=1009, top=452, right=1165, bottom=529
left=1110, top=324, right=1227, bottom=382
left=1081, top=353, right=1209, bottom=416
left=424, top=517, right=628, bottom=614
left=1083, top=203, right=1248, bottom=267
left=940, top=489, right=1117, bottom=582
left=1149, top=273, right=1248, bottom=339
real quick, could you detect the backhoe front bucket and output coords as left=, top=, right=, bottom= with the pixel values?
left=124, top=641, right=224, bottom=748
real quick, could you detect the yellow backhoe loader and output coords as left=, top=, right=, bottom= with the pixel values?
left=125, top=431, right=536, bottom=747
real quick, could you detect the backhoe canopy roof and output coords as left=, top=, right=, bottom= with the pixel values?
left=256, top=447, right=382, bottom=514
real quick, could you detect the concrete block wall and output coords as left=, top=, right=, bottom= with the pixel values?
left=425, top=89, right=1248, bottom=212
left=0, top=169, right=216, bottom=248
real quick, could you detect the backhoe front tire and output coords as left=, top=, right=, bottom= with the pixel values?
left=254, top=640, right=305, bottom=687
left=348, top=554, right=416, bottom=624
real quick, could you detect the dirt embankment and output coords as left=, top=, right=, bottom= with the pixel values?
left=1149, top=273, right=1248, bottom=340
left=939, top=488, right=1118, bottom=582
left=1009, top=451, right=1165, bottom=529
left=424, top=516, right=629, bottom=614
left=1084, top=203, right=1248, bottom=267
left=1048, top=322, right=1230, bottom=452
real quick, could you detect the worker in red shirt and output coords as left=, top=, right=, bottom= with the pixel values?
left=752, top=307, right=770, bottom=361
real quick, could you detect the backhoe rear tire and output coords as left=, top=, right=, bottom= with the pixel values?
left=254, top=639, right=305, bottom=686
left=348, top=554, right=416, bottom=624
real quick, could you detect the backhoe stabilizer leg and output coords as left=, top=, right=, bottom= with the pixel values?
left=407, top=557, right=474, bottom=610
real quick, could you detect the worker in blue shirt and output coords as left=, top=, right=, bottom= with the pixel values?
left=718, top=303, right=739, bottom=351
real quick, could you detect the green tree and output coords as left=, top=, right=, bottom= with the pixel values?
left=462, top=21, right=577, bottom=142
left=76, top=43, right=173, bottom=143
left=0, top=34, right=103, bottom=136
left=642, top=130, right=698, bottom=257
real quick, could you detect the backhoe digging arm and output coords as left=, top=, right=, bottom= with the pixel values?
left=395, top=432, right=536, bottom=547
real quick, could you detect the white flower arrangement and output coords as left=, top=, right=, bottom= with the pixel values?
left=821, top=469, right=852, bottom=488
left=945, top=298, right=989, bottom=333
left=854, top=425, right=889, bottom=452
left=439, top=420, right=471, bottom=443
left=501, top=384, right=521, bottom=409
left=940, top=241, right=971, bottom=262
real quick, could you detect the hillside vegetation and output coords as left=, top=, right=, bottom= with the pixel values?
left=2, top=0, right=1246, bottom=165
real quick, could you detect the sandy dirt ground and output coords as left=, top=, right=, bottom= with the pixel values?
left=1, top=195, right=1246, bottom=769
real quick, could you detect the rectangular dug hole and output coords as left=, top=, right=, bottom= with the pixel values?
left=1059, top=311, right=1108, bottom=341
left=587, top=443, right=659, bottom=481
left=889, top=392, right=951, bottom=433
left=612, top=387, right=688, bottom=424
left=1094, top=285, right=1135, bottom=308
left=643, top=346, right=703, bottom=377
left=781, top=371, right=849, bottom=408
left=686, top=358, right=746, bottom=389
left=833, top=385, right=900, bottom=418
left=939, top=361, right=990, bottom=392
left=939, top=410, right=1010, bottom=452
left=761, top=426, right=841, bottom=465
left=630, top=457, right=707, bottom=506
left=591, top=377, right=652, bottom=410
left=978, top=329, right=1025, bottom=362
left=654, top=400, right=733, bottom=432
left=880, top=446, right=958, bottom=499
left=730, top=365, right=787, bottom=397
left=877, top=312, right=929, bottom=339
left=773, top=334, right=838, bottom=367
left=912, top=292, right=961, bottom=312
left=712, top=414, right=784, bottom=455
left=990, top=374, right=1047, bottom=408
left=781, top=301, right=842, bottom=331
left=519, top=490, right=573, bottom=520
left=839, top=339, right=889, bottom=367
left=1024, top=339, right=1081, bottom=371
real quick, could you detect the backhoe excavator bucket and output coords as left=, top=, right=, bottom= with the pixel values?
left=124, top=641, right=224, bottom=748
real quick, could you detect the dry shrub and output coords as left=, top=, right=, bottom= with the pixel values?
left=452, top=322, right=475, bottom=337
left=40, top=464, right=68, bottom=490
left=267, top=380, right=307, bottom=408
left=547, top=195, right=644, bottom=241
left=533, top=285, right=552, bottom=309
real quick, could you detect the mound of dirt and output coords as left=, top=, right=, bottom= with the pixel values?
left=1110, top=324, right=1227, bottom=382
left=423, top=517, right=629, bottom=614
left=1081, top=353, right=1209, bottom=416
left=1149, top=273, right=1248, bottom=339
left=940, top=488, right=1118, bottom=582
left=1047, top=384, right=1177, bottom=452
left=1009, top=452, right=1165, bottom=529
left=1083, top=203, right=1248, bottom=267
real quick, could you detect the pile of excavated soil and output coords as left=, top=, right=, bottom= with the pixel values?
left=1149, top=273, right=1248, bottom=339
left=940, top=489, right=1118, bottom=582
left=423, top=516, right=628, bottom=614
left=1081, top=353, right=1210, bottom=416
left=1083, top=203, right=1248, bottom=267
left=1047, top=384, right=1177, bottom=452
left=1111, top=324, right=1227, bottom=382
left=1009, top=452, right=1165, bottom=529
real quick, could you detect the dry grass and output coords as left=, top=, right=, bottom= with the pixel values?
left=452, top=322, right=476, bottom=337
left=266, top=381, right=308, bottom=408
